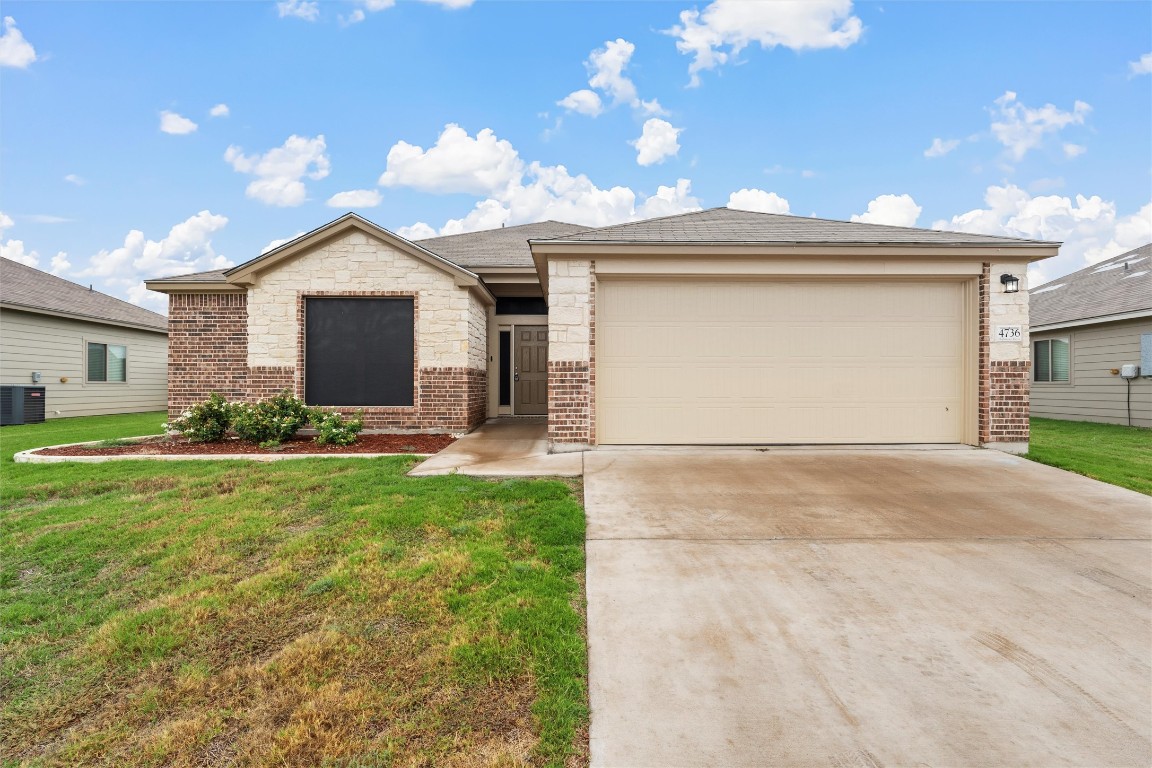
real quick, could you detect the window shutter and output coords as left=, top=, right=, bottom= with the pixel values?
left=107, top=345, right=127, bottom=382
left=88, top=343, right=107, bottom=382
left=1034, top=340, right=1050, bottom=382
left=1051, top=339, right=1070, bottom=382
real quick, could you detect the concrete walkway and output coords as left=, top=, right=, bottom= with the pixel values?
left=584, top=448, right=1152, bottom=767
left=407, top=418, right=582, bottom=477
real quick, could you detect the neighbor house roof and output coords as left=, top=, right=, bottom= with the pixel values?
left=533, top=207, right=1061, bottom=248
left=1, top=257, right=168, bottom=333
left=415, top=221, right=590, bottom=268
left=1030, top=244, right=1152, bottom=330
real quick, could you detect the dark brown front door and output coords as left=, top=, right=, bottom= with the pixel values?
left=514, top=325, right=548, bottom=415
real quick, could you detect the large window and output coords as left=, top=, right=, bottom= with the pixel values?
left=304, top=297, right=415, bottom=406
left=87, top=342, right=127, bottom=382
left=1034, top=338, right=1069, bottom=383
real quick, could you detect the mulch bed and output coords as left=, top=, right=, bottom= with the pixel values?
left=33, top=433, right=458, bottom=457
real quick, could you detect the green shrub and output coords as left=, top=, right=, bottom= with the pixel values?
left=231, top=391, right=310, bottom=446
left=164, top=393, right=232, bottom=442
left=310, top=408, right=364, bottom=446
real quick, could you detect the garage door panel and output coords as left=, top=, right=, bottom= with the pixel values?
left=597, top=279, right=968, bottom=444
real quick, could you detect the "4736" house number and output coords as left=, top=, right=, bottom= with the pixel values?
left=994, top=325, right=1022, bottom=341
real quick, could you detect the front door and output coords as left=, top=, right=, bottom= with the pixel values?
left=514, top=325, right=548, bottom=415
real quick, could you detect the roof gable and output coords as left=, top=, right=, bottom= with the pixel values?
left=1031, top=244, right=1152, bottom=328
left=1, top=257, right=168, bottom=332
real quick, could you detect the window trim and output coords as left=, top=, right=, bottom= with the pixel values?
left=1033, top=337, right=1070, bottom=384
left=85, top=340, right=129, bottom=384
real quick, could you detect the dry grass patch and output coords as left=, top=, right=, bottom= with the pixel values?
left=1, top=414, right=587, bottom=767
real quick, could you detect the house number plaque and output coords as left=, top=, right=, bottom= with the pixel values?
left=994, top=325, right=1022, bottom=341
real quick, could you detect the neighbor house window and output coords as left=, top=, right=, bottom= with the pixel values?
left=1034, top=338, right=1069, bottom=383
left=87, top=342, right=127, bottom=382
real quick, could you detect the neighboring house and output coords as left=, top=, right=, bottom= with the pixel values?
left=145, top=209, right=1058, bottom=453
left=1029, top=244, right=1152, bottom=428
left=1, top=257, right=169, bottom=418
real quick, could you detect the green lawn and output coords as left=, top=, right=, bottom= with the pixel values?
left=0, top=413, right=588, bottom=766
left=1027, top=417, right=1152, bottom=496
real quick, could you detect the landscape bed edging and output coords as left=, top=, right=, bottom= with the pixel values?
left=14, top=436, right=436, bottom=464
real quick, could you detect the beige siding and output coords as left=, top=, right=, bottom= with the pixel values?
left=0, top=308, right=168, bottom=418
left=1031, top=318, right=1152, bottom=428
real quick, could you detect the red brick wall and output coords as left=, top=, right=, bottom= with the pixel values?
left=978, top=264, right=1031, bottom=445
left=167, top=293, right=248, bottom=419
left=547, top=361, right=591, bottom=444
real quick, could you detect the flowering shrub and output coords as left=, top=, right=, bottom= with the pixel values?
left=163, top=393, right=232, bottom=442
left=231, top=390, right=311, bottom=446
left=310, top=408, right=364, bottom=446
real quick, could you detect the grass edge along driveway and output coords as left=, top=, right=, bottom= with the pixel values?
left=1, top=412, right=588, bottom=767
left=1026, top=417, right=1152, bottom=496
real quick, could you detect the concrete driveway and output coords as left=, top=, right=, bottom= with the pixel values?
left=584, top=448, right=1152, bottom=767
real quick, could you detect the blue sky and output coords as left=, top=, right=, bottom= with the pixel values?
left=1, top=1, right=1149, bottom=311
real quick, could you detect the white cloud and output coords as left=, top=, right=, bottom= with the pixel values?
left=727, top=188, right=791, bottom=214
left=924, top=138, right=960, bottom=158
left=25, top=214, right=71, bottom=224
left=638, top=179, right=702, bottom=219
left=0, top=240, right=40, bottom=267
left=1129, top=52, right=1152, bottom=76
left=225, top=134, right=330, bottom=207
left=382, top=125, right=700, bottom=237
left=159, top=110, right=198, bottom=135
left=261, top=231, right=307, bottom=254
left=933, top=184, right=1152, bottom=280
left=667, top=0, right=862, bottom=86
left=0, top=16, right=37, bottom=69
left=378, top=124, right=523, bottom=197
left=989, top=91, right=1091, bottom=162
left=326, top=189, right=383, bottom=208
left=0, top=211, right=14, bottom=236
left=209, top=103, right=230, bottom=118
left=1063, top=142, right=1086, bottom=158
left=277, top=0, right=320, bottom=21
left=422, top=0, right=474, bottom=7
left=64, top=174, right=86, bottom=186
left=851, top=194, right=922, bottom=227
left=49, top=252, right=71, bottom=275
left=340, top=9, right=367, bottom=25
left=631, top=118, right=682, bottom=166
left=557, top=89, right=603, bottom=117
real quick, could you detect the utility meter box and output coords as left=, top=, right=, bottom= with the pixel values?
left=1120, top=364, right=1140, bottom=379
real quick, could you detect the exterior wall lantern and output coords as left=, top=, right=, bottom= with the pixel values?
left=1000, top=273, right=1020, bottom=293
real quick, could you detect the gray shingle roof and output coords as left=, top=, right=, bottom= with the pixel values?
left=1, top=257, right=168, bottom=332
left=416, top=221, right=591, bottom=267
left=151, top=268, right=229, bottom=283
left=1030, top=244, right=1152, bottom=328
left=535, top=207, right=1059, bottom=247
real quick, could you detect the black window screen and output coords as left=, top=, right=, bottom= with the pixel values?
left=305, top=297, right=414, bottom=406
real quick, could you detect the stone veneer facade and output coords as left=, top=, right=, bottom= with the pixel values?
left=166, top=231, right=488, bottom=432
left=547, top=259, right=1033, bottom=452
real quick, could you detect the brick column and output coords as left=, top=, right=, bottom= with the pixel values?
left=546, top=258, right=594, bottom=451
left=166, top=293, right=248, bottom=419
left=980, top=263, right=1032, bottom=453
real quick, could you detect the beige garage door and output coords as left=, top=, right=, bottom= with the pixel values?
left=597, top=279, right=969, bottom=444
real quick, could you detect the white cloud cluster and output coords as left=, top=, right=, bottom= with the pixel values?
left=225, top=134, right=330, bottom=207
left=159, top=110, right=198, bottom=135
left=851, top=194, right=922, bottom=227
left=631, top=118, right=682, bottom=166
left=924, top=137, right=960, bottom=158
left=726, top=188, right=790, bottom=214
left=989, top=91, right=1091, bottom=161
left=379, top=124, right=521, bottom=197
left=78, top=211, right=233, bottom=310
left=1129, top=52, right=1152, bottom=76
left=0, top=212, right=71, bottom=276
left=326, top=189, right=382, bottom=208
left=934, top=184, right=1152, bottom=283
left=210, top=103, right=230, bottom=118
left=0, top=16, right=37, bottom=69
left=262, top=231, right=307, bottom=254
left=667, top=0, right=862, bottom=86
left=558, top=39, right=665, bottom=118
left=277, top=0, right=319, bottom=21
left=383, top=124, right=701, bottom=238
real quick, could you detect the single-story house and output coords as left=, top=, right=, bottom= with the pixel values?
left=145, top=208, right=1058, bottom=453
left=1030, top=243, right=1151, bottom=428
left=1, top=257, right=169, bottom=418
